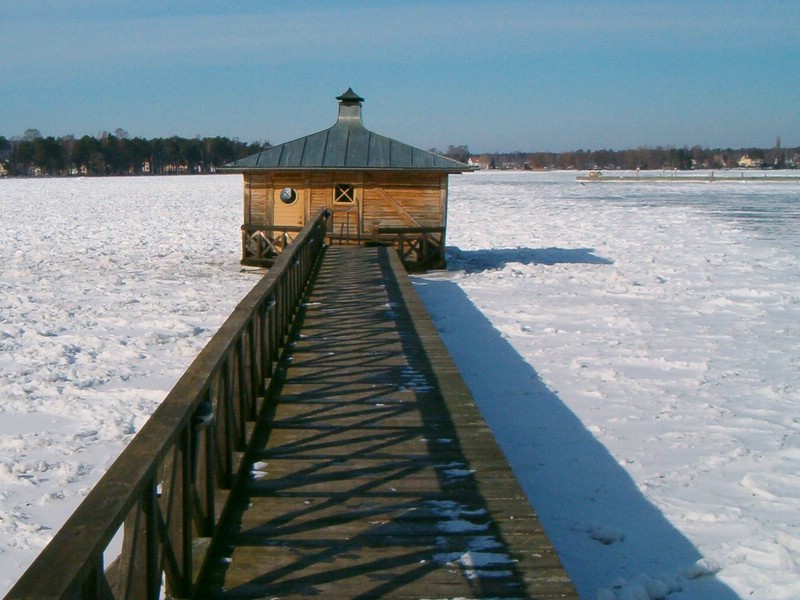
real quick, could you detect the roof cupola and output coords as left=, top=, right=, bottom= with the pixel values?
left=336, top=87, right=364, bottom=124
left=222, top=87, right=471, bottom=171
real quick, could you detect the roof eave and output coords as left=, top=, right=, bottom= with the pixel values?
left=218, top=165, right=475, bottom=174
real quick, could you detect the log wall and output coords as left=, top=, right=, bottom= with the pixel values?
left=242, top=170, right=448, bottom=235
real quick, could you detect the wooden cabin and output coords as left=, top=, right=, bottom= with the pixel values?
left=221, top=88, right=473, bottom=270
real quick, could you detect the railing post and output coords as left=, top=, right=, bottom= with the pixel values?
left=190, top=393, right=215, bottom=538
left=159, top=431, right=192, bottom=599
left=264, top=294, right=276, bottom=380
left=247, top=316, right=261, bottom=411
left=237, top=335, right=251, bottom=438
left=220, top=358, right=235, bottom=487
left=145, top=479, right=160, bottom=600
left=180, top=424, right=194, bottom=593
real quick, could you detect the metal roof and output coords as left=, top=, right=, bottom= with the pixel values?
left=221, top=88, right=472, bottom=173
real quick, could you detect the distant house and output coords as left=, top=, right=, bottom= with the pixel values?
left=467, top=156, right=492, bottom=170
left=163, top=163, right=189, bottom=174
left=738, top=154, right=763, bottom=169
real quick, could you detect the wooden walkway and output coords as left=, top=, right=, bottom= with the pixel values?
left=196, top=246, right=577, bottom=599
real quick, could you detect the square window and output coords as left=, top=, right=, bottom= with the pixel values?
left=334, top=184, right=355, bottom=204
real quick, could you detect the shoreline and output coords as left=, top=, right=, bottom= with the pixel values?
left=577, top=172, right=800, bottom=183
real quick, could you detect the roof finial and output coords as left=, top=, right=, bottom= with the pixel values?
left=336, top=87, right=364, bottom=104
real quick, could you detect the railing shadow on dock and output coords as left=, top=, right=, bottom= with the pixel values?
left=445, top=246, right=613, bottom=273
left=195, top=246, right=577, bottom=598
left=410, top=276, right=741, bottom=600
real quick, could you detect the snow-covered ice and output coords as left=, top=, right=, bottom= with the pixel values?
left=414, top=170, right=800, bottom=599
left=1, top=171, right=799, bottom=598
left=0, top=175, right=254, bottom=593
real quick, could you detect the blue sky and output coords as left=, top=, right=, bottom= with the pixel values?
left=2, top=0, right=798, bottom=152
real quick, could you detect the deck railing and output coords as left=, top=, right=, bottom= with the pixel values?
left=377, top=225, right=445, bottom=270
left=241, top=223, right=307, bottom=266
left=5, top=208, right=331, bottom=600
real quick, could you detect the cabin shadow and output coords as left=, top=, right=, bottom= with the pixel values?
left=445, top=245, right=614, bottom=273
left=410, top=275, right=741, bottom=600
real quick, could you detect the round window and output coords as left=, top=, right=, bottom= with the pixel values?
left=279, top=187, right=297, bottom=205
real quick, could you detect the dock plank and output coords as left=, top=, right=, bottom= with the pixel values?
left=197, top=246, right=576, bottom=599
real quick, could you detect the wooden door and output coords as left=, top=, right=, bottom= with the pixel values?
left=273, top=185, right=305, bottom=228
left=330, top=182, right=361, bottom=241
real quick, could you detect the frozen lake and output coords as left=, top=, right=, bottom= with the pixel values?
left=1, top=171, right=799, bottom=598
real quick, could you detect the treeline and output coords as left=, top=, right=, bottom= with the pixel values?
left=0, top=129, right=269, bottom=177
left=466, top=145, right=799, bottom=171
left=4, top=133, right=798, bottom=177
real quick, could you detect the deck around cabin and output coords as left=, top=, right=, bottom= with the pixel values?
left=196, top=246, right=577, bottom=599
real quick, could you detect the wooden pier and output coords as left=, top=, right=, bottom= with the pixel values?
left=196, top=246, right=576, bottom=598
left=5, top=209, right=575, bottom=599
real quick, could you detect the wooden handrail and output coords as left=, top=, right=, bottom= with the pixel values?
left=376, top=225, right=445, bottom=234
left=240, top=224, right=305, bottom=233
left=375, top=226, right=446, bottom=270
left=5, top=209, right=331, bottom=600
